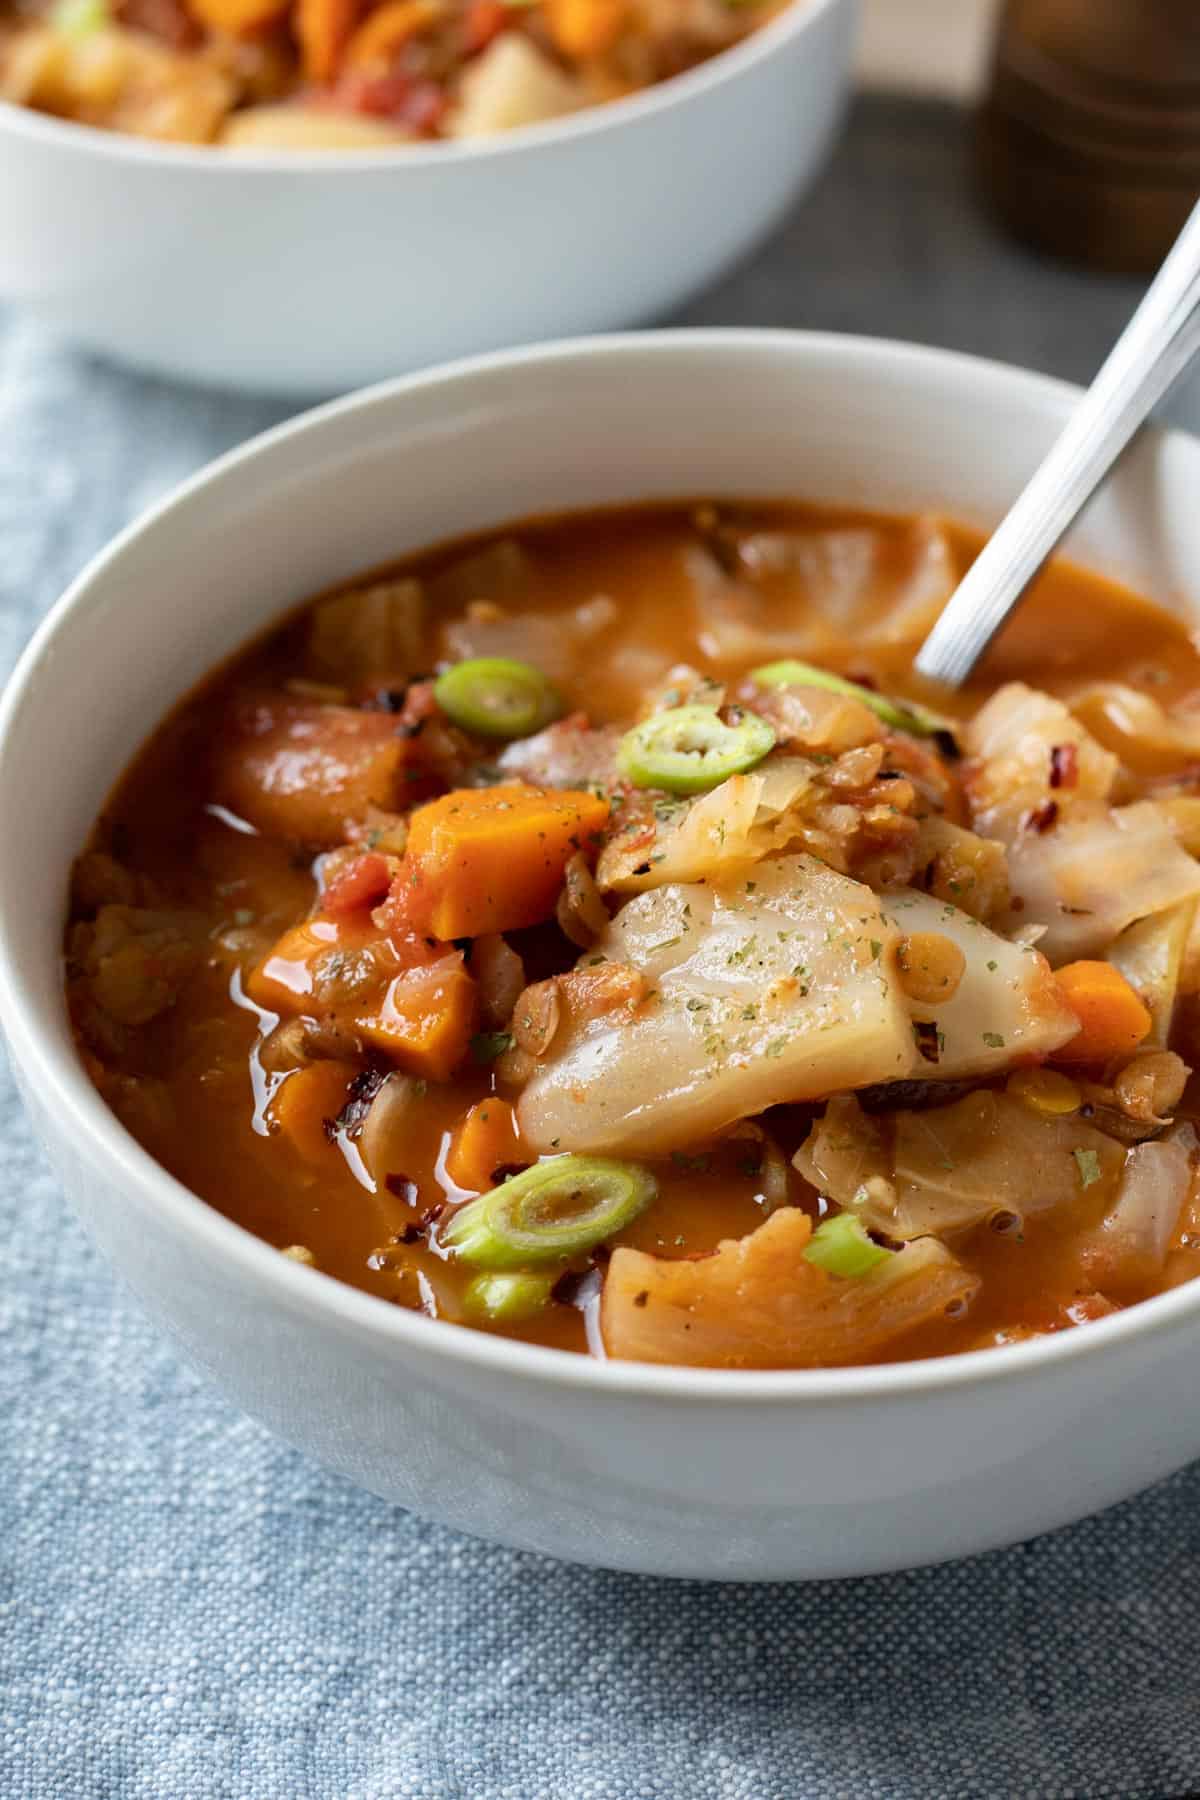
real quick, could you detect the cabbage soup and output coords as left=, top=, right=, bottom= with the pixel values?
left=65, top=502, right=1200, bottom=1367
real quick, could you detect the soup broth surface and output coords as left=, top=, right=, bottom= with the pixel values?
left=67, top=502, right=1200, bottom=1367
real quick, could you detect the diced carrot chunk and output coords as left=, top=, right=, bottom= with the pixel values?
left=323, top=851, right=392, bottom=916
left=245, top=918, right=340, bottom=1012
left=399, top=783, right=610, bottom=940
left=270, top=1058, right=359, bottom=1161
left=186, top=0, right=287, bottom=34
left=297, top=0, right=361, bottom=80
left=445, top=1098, right=523, bottom=1192
left=1051, top=960, right=1153, bottom=1067
left=543, top=0, right=624, bottom=56
left=342, top=0, right=439, bottom=67
left=246, top=913, right=409, bottom=1014
left=357, top=955, right=478, bottom=1081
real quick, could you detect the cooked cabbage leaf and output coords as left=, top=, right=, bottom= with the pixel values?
left=517, top=854, right=914, bottom=1156
left=1077, top=1123, right=1198, bottom=1296
left=998, top=801, right=1200, bottom=963
left=882, top=889, right=1079, bottom=1078
left=964, top=682, right=1116, bottom=843
left=1107, top=901, right=1197, bottom=1048
left=601, top=1205, right=979, bottom=1369
left=796, top=1091, right=1126, bottom=1240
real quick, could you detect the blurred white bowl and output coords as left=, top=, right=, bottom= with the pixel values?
left=0, top=0, right=856, bottom=394
left=7, top=330, right=1200, bottom=1579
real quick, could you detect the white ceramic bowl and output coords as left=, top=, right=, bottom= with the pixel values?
left=6, top=330, right=1200, bottom=1580
left=0, top=0, right=855, bottom=394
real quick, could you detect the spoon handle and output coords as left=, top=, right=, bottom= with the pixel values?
left=915, top=197, right=1200, bottom=687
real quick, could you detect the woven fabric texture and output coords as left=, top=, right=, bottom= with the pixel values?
left=3, top=96, right=1200, bottom=1800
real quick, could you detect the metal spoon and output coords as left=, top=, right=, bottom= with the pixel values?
left=915, top=197, right=1200, bottom=688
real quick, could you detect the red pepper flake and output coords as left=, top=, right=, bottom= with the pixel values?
left=1049, top=743, right=1078, bottom=789
left=1027, top=800, right=1059, bottom=834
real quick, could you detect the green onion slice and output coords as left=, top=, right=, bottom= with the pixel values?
left=52, top=0, right=108, bottom=31
left=750, top=659, right=956, bottom=745
left=616, top=704, right=775, bottom=794
left=442, top=1155, right=657, bottom=1268
left=802, top=1213, right=892, bottom=1278
left=434, top=657, right=562, bottom=740
left=463, top=1270, right=554, bottom=1323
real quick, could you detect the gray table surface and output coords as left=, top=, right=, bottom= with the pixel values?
left=4, top=95, right=1200, bottom=1800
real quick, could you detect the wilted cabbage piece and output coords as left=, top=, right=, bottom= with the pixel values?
left=796, top=1091, right=1125, bottom=1240
left=1107, top=901, right=1197, bottom=1049
left=442, top=600, right=617, bottom=689
left=998, top=801, right=1200, bottom=963
left=688, top=517, right=956, bottom=665
left=596, top=771, right=771, bottom=893
left=601, top=1205, right=979, bottom=1368
left=596, top=746, right=927, bottom=895
left=910, top=816, right=1010, bottom=922
left=881, top=889, right=1079, bottom=1079
left=964, top=682, right=1117, bottom=843
left=1076, top=1124, right=1199, bottom=1297
left=307, top=578, right=425, bottom=687
left=1068, top=683, right=1200, bottom=778
left=497, top=718, right=623, bottom=791
left=516, top=855, right=914, bottom=1156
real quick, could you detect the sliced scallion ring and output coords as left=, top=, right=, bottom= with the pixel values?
left=750, top=659, right=956, bottom=747
left=434, top=657, right=562, bottom=740
left=442, top=1155, right=657, bottom=1268
left=802, top=1213, right=892, bottom=1278
left=616, top=703, right=775, bottom=794
left=463, top=1270, right=554, bottom=1323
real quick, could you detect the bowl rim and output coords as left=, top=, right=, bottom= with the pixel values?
left=7, top=324, right=1200, bottom=1406
left=0, top=0, right=843, bottom=174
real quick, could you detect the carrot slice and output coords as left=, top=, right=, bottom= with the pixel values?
left=445, top=1098, right=523, bottom=1192
left=542, top=0, right=624, bottom=56
left=1051, top=960, right=1153, bottom=1067
left=186, top=0, right=288, bottom=34
left=342, top=0, right=441, bottom=67
left=399, top=783, right=610, bottom=940
left=357, top=956, right=478, bottom=1081
left=270, top=1058, right=359, bottom=1161
left=245, top=919, right=341, bottom=1012
left=297, top=0, right=363, bottom=89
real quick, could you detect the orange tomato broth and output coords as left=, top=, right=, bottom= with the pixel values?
left=67, top=502, right=1200, bottom=1362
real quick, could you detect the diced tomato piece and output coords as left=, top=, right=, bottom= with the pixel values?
left=323, top=852, right=392, bottom=916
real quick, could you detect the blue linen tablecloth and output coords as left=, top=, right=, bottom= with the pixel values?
left=4, top=95, right=1200, bottom=1800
